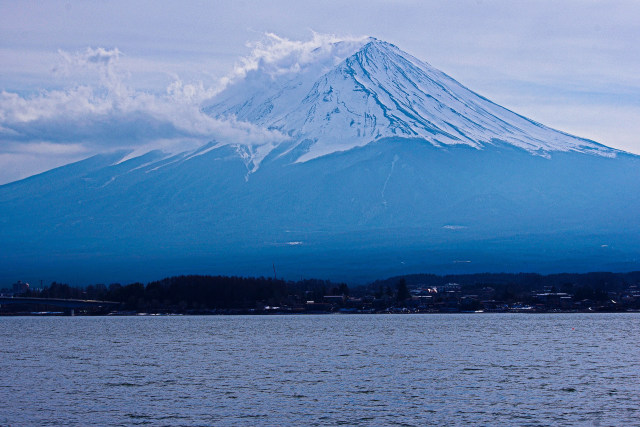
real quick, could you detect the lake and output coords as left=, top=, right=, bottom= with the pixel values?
left=1, top=313, right=638, bottom=425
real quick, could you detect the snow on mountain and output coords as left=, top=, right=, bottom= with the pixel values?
left=202, top=38, right=617, bottom=167
left=1, top=37, right=638, bottom=285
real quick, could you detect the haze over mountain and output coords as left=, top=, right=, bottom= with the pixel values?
left=1, top=38, right=639, bottom=285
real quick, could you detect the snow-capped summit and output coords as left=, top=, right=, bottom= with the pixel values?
left=203, top=38, right=616, bottom=165
left=2, top=37, right=639, bottom=285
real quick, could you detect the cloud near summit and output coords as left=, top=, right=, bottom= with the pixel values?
left=1, top=46, right=287, bottom=146
left=0, top=33, right=371, bottom=184
left=0, top=33, right=377, bottom=186
left=227, top=32, right=369, bottom=82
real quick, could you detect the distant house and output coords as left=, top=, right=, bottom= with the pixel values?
left=12, top=280, right=29, bottom=295
left=440, top=283, right=461, bottom=292
left=323, top=295, right=346, bottom=304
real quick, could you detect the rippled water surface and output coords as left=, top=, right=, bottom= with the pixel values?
left=1, top=314, right=639, bottom=426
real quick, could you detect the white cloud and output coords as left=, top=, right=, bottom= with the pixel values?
left=2, top=1, right=639, bottom=159
left=225, top=32, right=369, bottom=84
left=0, top=33, right=377, bottom=183
left=0, top=44, right=293, bottom=183
left=4, top=28, right=635, bottom=185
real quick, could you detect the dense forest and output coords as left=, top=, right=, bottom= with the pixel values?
left=12, top=276, right=349, bottom=312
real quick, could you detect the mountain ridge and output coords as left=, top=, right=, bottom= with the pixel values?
left=0, top=37, right=638, bottom=285
left=202, top=37, right=618, bottom=169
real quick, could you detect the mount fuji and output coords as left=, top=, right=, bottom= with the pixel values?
left=1, top=38, right=639, bottom=284
left=204, top=38, right=616, bottom=165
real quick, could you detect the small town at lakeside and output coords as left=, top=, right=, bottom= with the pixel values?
left=2, top=271, right=640, bottom=316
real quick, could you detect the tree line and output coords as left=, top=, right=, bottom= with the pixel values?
left=7, top=270, right=639, bottom=314
left=27, top=275, right=351, bottom=312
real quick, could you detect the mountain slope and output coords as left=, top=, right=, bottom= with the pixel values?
left=204, top=38, right=617, bottom=165
left=0, top=38, right=638, bottom=285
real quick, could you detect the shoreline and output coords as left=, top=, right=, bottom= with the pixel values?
left=2, top=309, right=639, bottom=317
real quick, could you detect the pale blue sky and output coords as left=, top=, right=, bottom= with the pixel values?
left=1, top=0, right=639, bottom=183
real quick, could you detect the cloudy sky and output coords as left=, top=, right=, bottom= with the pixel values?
left=1, top=0, right=639, bottom=184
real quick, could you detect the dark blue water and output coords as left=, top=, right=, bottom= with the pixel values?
left=1, top=314, right=638, bottom=425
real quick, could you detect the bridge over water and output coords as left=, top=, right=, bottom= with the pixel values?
left=0, top=296, right=120, bottom=314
